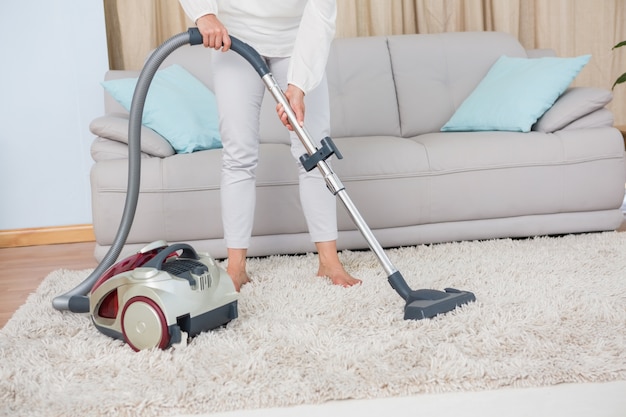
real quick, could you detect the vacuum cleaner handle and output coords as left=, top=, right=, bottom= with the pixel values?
left=143, top=243, right=200, bottom=270
left=188, top=28, right=270, bottom=78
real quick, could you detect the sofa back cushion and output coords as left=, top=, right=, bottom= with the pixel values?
left=104, top=70, right=138, bottom=114
left=103, top=32, right=529, bottom=144
left=388, top=31, right=527, bottom=137
left=326, top=36, right=401, bottom=138
left=159, top=39, right=403, bottom=142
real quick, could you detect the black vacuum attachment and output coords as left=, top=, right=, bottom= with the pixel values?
left=388, top=272, right=475, bottom=319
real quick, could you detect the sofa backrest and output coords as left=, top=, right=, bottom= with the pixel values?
left=386, top=31, right=527, bottom=137
left=326, top=36, right=401, bottom=138
left=102, top=31, right=529, bottom=143
left=102, top=44, right=214, bottom=113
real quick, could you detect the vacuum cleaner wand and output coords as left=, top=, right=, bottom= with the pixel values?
left=219, top=30, right=476, bottom=319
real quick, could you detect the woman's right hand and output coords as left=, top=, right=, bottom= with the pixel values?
left=196, top=14, right=231, bottom=51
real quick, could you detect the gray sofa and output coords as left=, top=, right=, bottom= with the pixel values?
left=89, top=31, right=626, bottom=261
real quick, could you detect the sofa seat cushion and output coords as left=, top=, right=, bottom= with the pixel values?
left=327, top=128, right=625, bottom=231
left=93, top=127, right=625, bottom=245
left=413, top=128, right=624, bottom=174
left=412, top=128, right=625, bottom=221
left=91, top=144, right=310, bottom=245
left=332, top=136, right=430, bottom=179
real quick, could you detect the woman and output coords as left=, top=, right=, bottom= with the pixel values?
left=178, top=0, right=361, bottom=290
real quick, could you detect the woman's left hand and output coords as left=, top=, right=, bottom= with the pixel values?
left=277, top=84, right=305, bottom=131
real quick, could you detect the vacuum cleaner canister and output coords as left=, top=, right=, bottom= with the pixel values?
left=89, top=241, right=238, bottom=351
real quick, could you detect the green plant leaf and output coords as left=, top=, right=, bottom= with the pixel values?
left=613, top=40, right=626, bottom=50
left=612, top=72, right=626, bottom=89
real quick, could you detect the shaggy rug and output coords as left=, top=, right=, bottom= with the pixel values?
left=1, top=232, right=625, bottom=417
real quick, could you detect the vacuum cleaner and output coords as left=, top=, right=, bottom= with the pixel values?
left=87, top=240, right=237, bottom=351
left=53, top=28, right=475, bottom=350
left=51, top=29, right=242, bottom=351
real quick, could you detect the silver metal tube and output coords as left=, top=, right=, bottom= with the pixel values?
left=261, top=73, right=398, bottom=277
left=335, top=190, right=398, bottom=277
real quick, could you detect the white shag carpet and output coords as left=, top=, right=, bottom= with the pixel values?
left=1, top=233, right=625, bottom=417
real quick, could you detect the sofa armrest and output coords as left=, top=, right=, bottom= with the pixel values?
left=532, top=87, right=613, bottom=133
left=560, top=108, right=614, bottom=131
left=91, top=137, right=141, bottom=161
left=89, top=115, right=175, bottom=158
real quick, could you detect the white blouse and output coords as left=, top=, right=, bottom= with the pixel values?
left=178, top=0, right=336, bottom=94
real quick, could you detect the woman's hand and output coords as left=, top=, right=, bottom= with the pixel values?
left=278, top=84, right=305, bottom=131
left=196, top=14, right=231, bottom=51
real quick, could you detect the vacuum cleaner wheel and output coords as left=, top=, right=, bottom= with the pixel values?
left=121, top=296, right=170, bottom=351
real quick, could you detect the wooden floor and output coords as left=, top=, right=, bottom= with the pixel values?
left=2, top=219, right=626, bottom=328
left=0, top=242, right=98, bottom=328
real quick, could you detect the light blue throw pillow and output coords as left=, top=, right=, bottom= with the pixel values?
left=102, top=64, right=221, bottom=153
left=441, top=54, right=591, bottom=132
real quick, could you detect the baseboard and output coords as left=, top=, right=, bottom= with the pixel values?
left=0, top=224, right=95, bottom=248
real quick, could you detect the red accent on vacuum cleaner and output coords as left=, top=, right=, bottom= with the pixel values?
left=91, top=245, right=168, bottom=293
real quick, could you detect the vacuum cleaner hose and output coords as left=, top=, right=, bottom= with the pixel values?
left=53, top=28, right=269, bottom=313
left=52, top=30, right=197, bottom=313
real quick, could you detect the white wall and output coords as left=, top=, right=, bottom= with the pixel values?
left=0, top=1, right=108, bottom=230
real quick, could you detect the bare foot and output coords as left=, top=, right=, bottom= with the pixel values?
left=318, top=265, right=362, bottom=287
left=315, top=240, right=362, bottom=287
left=226, top=267, right=251, bottom=292
left=226, top=248, right=251, bottom=292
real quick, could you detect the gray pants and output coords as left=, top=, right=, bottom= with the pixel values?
left=211, top=50, right=337, bottom=249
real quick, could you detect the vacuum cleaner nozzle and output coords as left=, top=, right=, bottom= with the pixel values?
left=404, top=288, right=476, bottom=320
left=387, top=271, right=475, bottom=319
